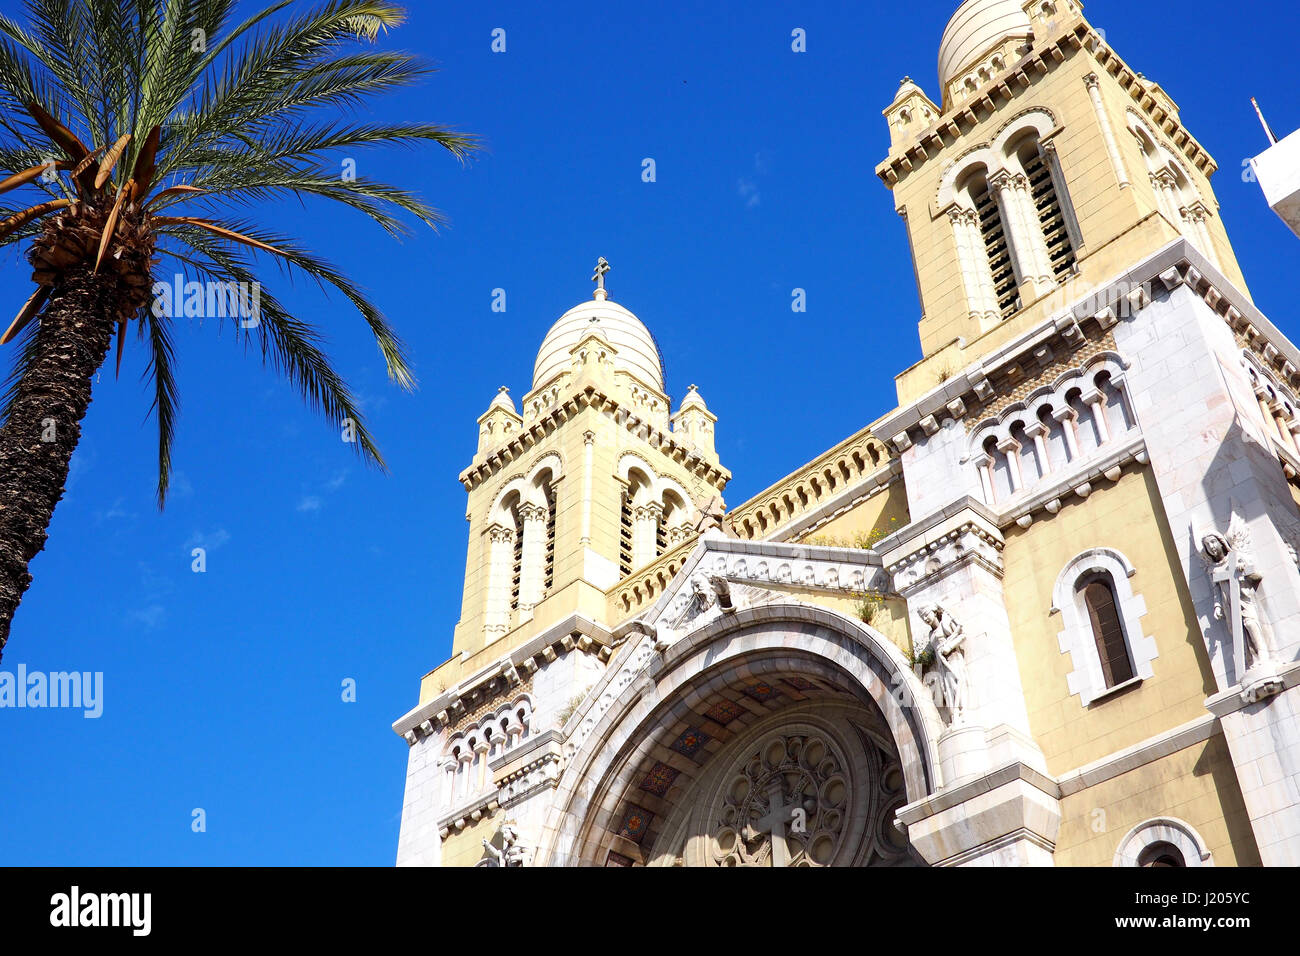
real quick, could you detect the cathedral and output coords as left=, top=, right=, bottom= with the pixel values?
left=393, top=0, right=1300, bottom=867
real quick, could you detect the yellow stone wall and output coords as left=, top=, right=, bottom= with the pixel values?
left=1000, top=466, right=1217, bottom=777
left=439, top=812, right=500, bottom=868
left=797, top=478, right=910, bottom=549
left=1055, top=733, right=1260, bottom=866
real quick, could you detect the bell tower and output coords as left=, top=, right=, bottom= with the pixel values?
left=879, top=0, right=1250, bottom=403
left=449, top=262, right=730, bottom=658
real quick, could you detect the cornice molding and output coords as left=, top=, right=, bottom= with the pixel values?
left=460, top=385, right=730, bottom=493
left=877, top=20, right=1215, bottom=189
left=872, top=239, right=1290, bottom=455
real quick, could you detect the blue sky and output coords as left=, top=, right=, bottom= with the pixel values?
left=0, top=0, right=1297, bottom=865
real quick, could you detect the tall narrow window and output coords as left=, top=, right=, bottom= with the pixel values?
left=619, top=494, right=633, bottom=577
left=510, top=508, right=523, bottom=613
left=973, top=177, right=1019, bottom=318
left=1081, top=577, right=1134, bottom=687
left=1026, top=148, right=1076, bottom=280
left=544, top=487, right=556, bottom=593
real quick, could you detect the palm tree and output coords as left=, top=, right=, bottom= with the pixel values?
left=0, top=0, right=475, bottom=657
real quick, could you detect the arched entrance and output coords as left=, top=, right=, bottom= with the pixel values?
left=538, top=604, right=945, bottom=866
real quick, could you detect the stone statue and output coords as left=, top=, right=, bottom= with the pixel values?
left=481, top=824, right=528, bottom=867
left=690, top=573, right=714, bottom=610
left=917, top=605, right=967, bottom=723
left=1198, top=513, right=1274, bottom=675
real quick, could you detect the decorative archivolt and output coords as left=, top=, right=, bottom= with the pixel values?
left=1113, top=817, right=1213, bottom=867
left=617, top=452, right=695, bottom=574
left=967, top=352, right=1136, bottom=504
left=488, top=452, right=564, bottom=525
left=936, top=109, right=1058, bottom=209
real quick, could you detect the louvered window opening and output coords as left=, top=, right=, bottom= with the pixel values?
left=510, top=516, right=523, bottom=612
left=974, top=180, right=1019, bottom=319
left=1026, top=151, right=1076, bottom=281
left=619, top=497, right=633, bottom=577
left=544, top=489, right=556, bottom=593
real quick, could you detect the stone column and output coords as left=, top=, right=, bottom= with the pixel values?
left=1050, top=406, right=1081, bottom=461
left=1085, top=73, right=1130, bottom=189
left=632, top=502, right=662, bottom=570
left=1080, top=386, right=1111, bottom=444
left=991, top=170, right=1054, bottom=298
left=1025, top=421, right=1053, bottom=476
left=517, top=503, right=548, bottom=619
left=996, top=436, right=1025, bottom=493
left=1011, top=171, right=1057, bottom=290
left=1182, top=203, right=1220, bottom=270
left=580, top=430, right=595, bottom=546
left=949, top=206, right=1000, bottom=326
left=972, top=453, right=996, bottom=504
left=484, top=523, right=516, bottom=640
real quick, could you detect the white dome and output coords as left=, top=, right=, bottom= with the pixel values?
left=533, top=298, right=664, bottom=392
left=937, top=0, right=1033, bottom=88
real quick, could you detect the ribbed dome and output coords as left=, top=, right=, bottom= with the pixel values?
left=937, top=0, right=1033, bottom=88
left=533, top=298, right=664, bottom=392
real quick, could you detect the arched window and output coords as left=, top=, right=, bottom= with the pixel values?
left=1016, top=138, right=1077, bottom=281
left=1052, top=548, right=1158, bottom=706
left=619, top=488, right=635, bottom=576
left=1137, top=842, right=1185, bottom=867
left=544, top=486, right=557, bottom=592
left=510, top=502, right=524, bottom=613
left=1114, top=818, right=1213, bottom=867
left=1080, top=576, right=1135, bottom=688
left=484, top=455, right=563, bottom=639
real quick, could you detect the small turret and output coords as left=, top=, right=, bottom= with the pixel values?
left=477, top=386, right=522, bottom=454
left=671, top=384, right=718, bottom=458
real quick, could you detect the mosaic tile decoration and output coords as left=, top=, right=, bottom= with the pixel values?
left=618, top=804, right=654, bottom=843
left=703, top=699, right=746, bottom=725
left=639, top=761, right=680, bottom=797
left=669, top=727, right=712, bottom=760
left=741, top=681, right=781, bottom=703
left=781, top=676, right=817, bottom=691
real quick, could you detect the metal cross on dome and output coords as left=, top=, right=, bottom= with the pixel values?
left=592, top=257, right=610, bottom=293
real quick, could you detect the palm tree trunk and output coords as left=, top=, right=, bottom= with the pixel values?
left=0, top=268, right=116, bottom=659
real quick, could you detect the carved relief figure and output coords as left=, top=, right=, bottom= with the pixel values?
left=917, top=605, right=967, bottom=723
left=1198, top=513, right=1274, bottom=672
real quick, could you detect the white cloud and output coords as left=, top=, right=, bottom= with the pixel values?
left=128, top=604, right=166, bottom=630
left=737, top=178, right=760, bottom=208
left=297, top=496, right=323, bottom=513
left=185, top=528, right=231, bottom=551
